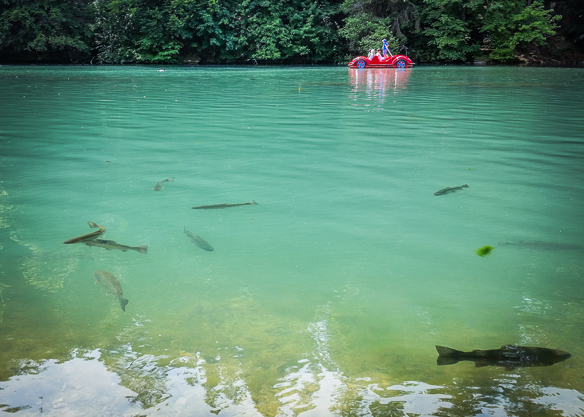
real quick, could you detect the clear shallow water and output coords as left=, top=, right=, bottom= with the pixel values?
left=0, top=65, right=583, bottom=416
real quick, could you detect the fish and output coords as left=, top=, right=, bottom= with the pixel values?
left=84, top=239, right=148, bottom=254
left=192, top=200, right=258, bottom=210
left=436, top=345, right=571, bottom=368
left=153, top=177, right=174, bottom=191
left=434, top=184, right=469, bottom=196
left=94, top=270, right=129, bottom=312
left=183, top=226, right=214, bottom=251
left=497, top=240, right=582, bottom=251
left=63, top=221, right=106, bottom=244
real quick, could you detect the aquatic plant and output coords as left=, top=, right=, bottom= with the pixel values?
left=476, top=245, right=494, bottom=257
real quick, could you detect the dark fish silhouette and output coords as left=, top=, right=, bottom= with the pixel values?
left=497, top=240, right=581, bottom=251
left=192, top=200, right=258, bottom=210
left=184, top=226, right=214, bottom=251
left=84, top=239, right=148, bottom=254
left=95, top=270, right=129, bottom=311
left=63, top=221, right=106, bottom=244
left=153, top=177, right=174, bottom=191
left=436, top=345, right=571, bottom=368
left=434, top=184, right=469, bottom=196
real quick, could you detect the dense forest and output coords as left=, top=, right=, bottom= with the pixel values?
left=0, top=0, right=583, bottom=65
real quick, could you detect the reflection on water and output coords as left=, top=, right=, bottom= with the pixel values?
left=1, top=348, right=582, bottom=416
left=349, top=68, right=411, bottom=105
left=0, top=350, right=140, bottom=416
left=0, top=66, right=584, bottom=416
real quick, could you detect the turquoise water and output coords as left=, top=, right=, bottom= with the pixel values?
left=0, top=65, right=583, bottom=416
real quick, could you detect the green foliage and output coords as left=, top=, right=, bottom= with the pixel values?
left=421, top=0, right=482, bottom=62
left=342, top=0, right=419, bottom=37
left=231, top=0, right=344, bottom=62
left=168, top=0, right=238, bottom=63
left=340, top=0, right=418, bottom=57
left=93, top=0, right=188, bottom=64
left=0, top=0, right=577, bottom=64
left=90, top=0, right=343, bottom=64
left=481, top=0, right=560, bottom=62
left=91, top=0, right=139, bottom=63
left=134, top=4, right=183, bottom=63
left=340, top=14, right=400, bottom=56
left=0, top=0, right=92, bottom=61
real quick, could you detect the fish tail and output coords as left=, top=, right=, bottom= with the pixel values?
left=251, top=200, right=258, bottom=205
left=436, top=345, right=463, bottom=357
left=166, top=177, right=174, bottom=182
left=120, top=298, right=129, bottom=312
left=436, top=346, right=464, bottom=366
left=462, top=184, right=469, bottom=188
left=437, top=356, right=461, bottom=366
left=137, top=245, right=148, bottom=254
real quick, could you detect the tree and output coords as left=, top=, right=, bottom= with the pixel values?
left=92, top=0, right=139, bottom=63
left=420, top=0, right=482, bottom=62
left=341, top=0, right=418, bottom=57
left=481, top=0, right=560, bottom=62
left=234, top=0, right=344, bottom=62
left=0, top=0, right=93, bottom=62
left=340, top=14, right=400, bottom=56
left=167, top=0, right=238, bottom=63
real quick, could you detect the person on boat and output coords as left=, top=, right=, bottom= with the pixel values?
left=382, top=39, right=390, bottom=58
left=367, top=49, right=375, bottom=59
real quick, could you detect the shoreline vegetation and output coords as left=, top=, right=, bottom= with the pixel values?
left=0, top=0, right=583, bottom=66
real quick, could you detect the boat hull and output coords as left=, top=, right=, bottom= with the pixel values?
left=348, top=55, right=414, bottom=69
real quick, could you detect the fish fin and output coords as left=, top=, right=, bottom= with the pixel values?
left=88, top=221, right=98, bottom=228
left=436, top=345, right=463, bottom=357
left=251, top=200, right=258, bottom=205
left=120, top=298, right=129, bottom=312
left=137, top=245, right=148, bottom=254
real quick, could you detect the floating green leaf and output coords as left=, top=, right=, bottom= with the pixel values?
left=476, top=245, right=494, bottom=257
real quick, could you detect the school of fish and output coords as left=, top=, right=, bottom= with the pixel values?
left=60, top=177, right=574, bottom=368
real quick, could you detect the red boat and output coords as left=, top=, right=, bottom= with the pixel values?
left=348, top=54, right=414, bottom=69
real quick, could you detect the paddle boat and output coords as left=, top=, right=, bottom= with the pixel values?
left=348, top=53, right=414, bottom=69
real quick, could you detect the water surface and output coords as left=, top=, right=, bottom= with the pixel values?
left=0, top=65, right=583, bottom=416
